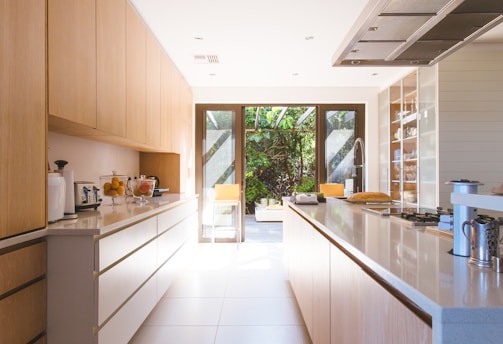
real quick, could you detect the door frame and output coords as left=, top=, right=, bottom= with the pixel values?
left=195, top=104, right=245, bottom=243
left=317, top=104, right=366, bottom=192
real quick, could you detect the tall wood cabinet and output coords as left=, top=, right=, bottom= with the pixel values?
left=1, top=0, right=46, bottom=238
left=1, top=1, right=48, bottom=342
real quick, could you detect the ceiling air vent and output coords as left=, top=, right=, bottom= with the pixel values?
left=193, top=54, right=220, bottom=64
left=332, top=0, right=503, bottom=66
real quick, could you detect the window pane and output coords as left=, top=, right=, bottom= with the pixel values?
left=325, top=110, right=356, bottom=184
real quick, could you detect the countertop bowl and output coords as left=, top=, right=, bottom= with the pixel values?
left=100, top=174, right=128, bottom=205
left=132, top=178, right=156, bottom=202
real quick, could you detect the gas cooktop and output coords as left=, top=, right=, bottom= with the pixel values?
left=362, top=207, right=450, bottom=227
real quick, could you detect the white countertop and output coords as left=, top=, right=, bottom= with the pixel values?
left=47, top=194, right=197, bottom=237
left=288, top=198, right=503, bottom=328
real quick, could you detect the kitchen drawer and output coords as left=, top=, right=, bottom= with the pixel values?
left=97, top=271, right=157, bottom=344
left=95, top=216, right=157, bottom=271
left=157, top=214, right=197, bottom=266
left=157, top=199, right=197, bottom=234
left=0, top=241, right=46, bottom=295
left=97, top=239, right=157, bottom=325
left=157, top=233, right=197, bottom=301
left=0, top=279, right=46, bottom=344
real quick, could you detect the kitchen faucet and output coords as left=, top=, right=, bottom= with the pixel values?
left=352, top=137, right=365, bottom=192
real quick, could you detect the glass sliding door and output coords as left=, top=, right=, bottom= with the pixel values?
left=195, top=105, right=244, bottom=243
left=318, top=104, right=365, bottom=194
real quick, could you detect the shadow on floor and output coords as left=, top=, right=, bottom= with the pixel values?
left=244, top=215, right=283, bottom=243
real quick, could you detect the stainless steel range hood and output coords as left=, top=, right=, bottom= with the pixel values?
left=332, top=0, right=503, bottom=66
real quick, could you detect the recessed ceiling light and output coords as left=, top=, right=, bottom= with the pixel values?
left=292, top=72, right=299, bottom=76
left=305, top=36, right=314, bottom=40
left=371, top=73, right=378, bottom=76
left=368, top=27, right=378, bottom=32
left=209, top=73, right=216, bottom=76
left=351, top=60, right=361, bottom=65
left=194, top=36, right=204, bottom=40
left=351, top=49, right=359, bottom=53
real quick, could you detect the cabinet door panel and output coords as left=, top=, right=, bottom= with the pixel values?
left=0, top=242, right=47, bottom=295
left=0, top=0, right=46, bottom=237
left=0, top=279, right=47, bottom=344
left=146, top=33, right=162, bottom=148
left=48, top=0, right=96, bottom=127
left=97, top=0, right=127, bottom=137
left=126, top=4, right=146, bottom=144
left=160, top=54, right=174, bottom=151
left=330, top=245, right=362, bottom=344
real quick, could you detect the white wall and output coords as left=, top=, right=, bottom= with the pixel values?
left=48, top=131, right=139, bottom=184
left=192, top=86, right=381, bottom=192
left=438, top=47, right=503, bottom=209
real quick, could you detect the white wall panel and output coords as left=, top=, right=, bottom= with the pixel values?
left=438, top=49, right=503, bottom=209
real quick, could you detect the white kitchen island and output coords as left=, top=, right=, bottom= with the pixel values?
left=46, top=194, right=198, bottom=344
left=284, top=197, right=503, bottom=344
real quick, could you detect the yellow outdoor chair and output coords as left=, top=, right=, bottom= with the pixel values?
left=320, top=183, right=344, bottom=197
left=212, top=184, right=241, bottom=248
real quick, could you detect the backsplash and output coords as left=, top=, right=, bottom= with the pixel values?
left=48, top=131, right=139, bottom=184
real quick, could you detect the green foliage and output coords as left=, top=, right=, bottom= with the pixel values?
left=244, top=106, right=316, bottom=213
left=294, top=177, right=316, bottom=193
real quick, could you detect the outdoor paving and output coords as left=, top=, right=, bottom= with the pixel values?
left=244, top=215, right=283, bottom=243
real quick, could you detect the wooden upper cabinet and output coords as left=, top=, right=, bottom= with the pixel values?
left=97, top=0, right=126, bottom=137
left=48, top=0, right=97, bottom=128
left=1, top=0, right=46, bottom=237
left=146, top=34, right=162, bottom=148
left=126, top=4, right=146, bottom=144
left=170, top=71, right=182, bottom=153
left=160, top=54, right=174, bottom=152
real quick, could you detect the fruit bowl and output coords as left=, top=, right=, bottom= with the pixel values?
left=100, top=173, right=128, bottom=205
left=132, top=177, right=156, bottom=203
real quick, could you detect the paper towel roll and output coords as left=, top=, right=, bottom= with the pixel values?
left=59, top=169, right=76, bottom=214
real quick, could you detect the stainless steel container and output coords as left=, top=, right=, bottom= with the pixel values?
left=462, top=217, right=500, bottom=268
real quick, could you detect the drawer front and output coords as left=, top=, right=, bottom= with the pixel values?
left=97, top=239, right=157, bottom=325
left=157, top=213, right=197, bottom=266
left=157, top=199, right=197, bottom=234
left=96, top=216, right=157, bottom=271
left=157, top=234, right=197, bottom=301
left=0, top=241, right=47, bottom=295
left=97, top=272, right=157, bottom=344
left=0, top=279, right=46, bottom=344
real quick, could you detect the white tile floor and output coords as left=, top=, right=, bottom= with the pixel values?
left=129, top=242, right=311, bottom=344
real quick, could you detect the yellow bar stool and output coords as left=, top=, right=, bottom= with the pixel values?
left=212, top=184, right=241, bottom=248
left=319, top=183, right=344, bottom=197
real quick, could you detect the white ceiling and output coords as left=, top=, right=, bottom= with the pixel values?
left=131, top=0, right=503, bottom=88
